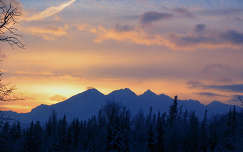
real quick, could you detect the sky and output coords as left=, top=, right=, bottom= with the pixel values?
left=1, top=0, right=243, bottom=112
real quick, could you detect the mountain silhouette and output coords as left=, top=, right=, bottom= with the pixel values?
left=2, top=88, right=241, bottom=125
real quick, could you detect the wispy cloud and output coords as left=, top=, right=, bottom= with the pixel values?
left=23, top=0, right=76, bottom=22
left=188, top=80, right=243, bottom=93
left=140, top=11, right=173, bottom=25
left=197, top=92, right=227, bottom=97
left=49, top=94, right=67, bottom=102
left=206, top=84, right=243, bottom=93
left=23, top=25, right=69, bottom=40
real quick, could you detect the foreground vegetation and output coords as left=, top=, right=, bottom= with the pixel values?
left=0, top=97, right=243, bottom=152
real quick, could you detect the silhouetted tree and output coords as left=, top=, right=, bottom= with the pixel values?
left=223, top=107, right=237, bottom=151
left=169, top=96, right=178, bottom=126
left=208, top=119, right=218, bottom=152
left=0, top=122, right=10, bottom=152
left=0, top=0, right=23, bottom=48
left=156, top=112, right=164, bottom=152
left=0, top=102, right=242, bottom=152
left=167, top=96, right=179, bottom=152
left=9, top=121, right=21, bottom=141
left=23, top=121, right=42, bottom=152
left=200, top=109, right=208, bottom=152
left=147, top=123, right=156, bottom=152
left=102, top=102, right=130, bottom=152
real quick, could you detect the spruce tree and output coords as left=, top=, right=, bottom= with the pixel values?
left=200, top=109, right=208, bottom=152
left=156, top=112, right=164, bottom=152
left=0, top=122, right=10, bottom=152
left=147, top=124, right=155, bottom=152
left=169, top=96, right=178, bottom=126
left=189, top=112, right=199, bottom=152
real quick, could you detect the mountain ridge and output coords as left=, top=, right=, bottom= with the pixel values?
left=1, top=88, right=242, bottom=125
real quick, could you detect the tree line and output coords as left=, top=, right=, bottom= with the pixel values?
left=0, top=97, right=243, bottom=152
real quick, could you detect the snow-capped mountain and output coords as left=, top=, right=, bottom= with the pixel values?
left=1, top=88, right=241, bottom=125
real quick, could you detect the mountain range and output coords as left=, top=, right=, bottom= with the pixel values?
left=1, top=88, right=241, bottom=125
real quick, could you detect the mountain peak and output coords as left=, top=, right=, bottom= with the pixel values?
left=82, top=88, right=104, bottom=96
left=8, top=88, right=243, bottom=124
left=108, top=88, right=137, bottom=97
left=141, top=89, right=157, bottom=96
left=63, top=88, right=104, bottom=103
left=124, top=88, right=134, bottom=93
left=31, top=104, right=49, bottom=112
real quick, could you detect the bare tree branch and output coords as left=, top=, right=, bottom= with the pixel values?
left=238, top=96, right=243, bottom=108
left=0, top=1, right=24, bottom=124
left=0, top=1, right=23, bottom=102
left=0, top=72, right=15, bottom=102
left=0, top=2, right=24, bottom=48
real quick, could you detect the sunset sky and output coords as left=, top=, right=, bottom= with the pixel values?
left=1, top=0, right=243, bottom=113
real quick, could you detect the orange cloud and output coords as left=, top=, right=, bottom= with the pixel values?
left=14, top=71, right=55, bottom=77
left=75, top=24, right=92, bottom=31
left=24, top=25, right=69, bottom=40
left=76, top=24, right=241, bottom=50
left=49, top=95, right=67, bottom=102
left=89, top=26, right=177, bottom=49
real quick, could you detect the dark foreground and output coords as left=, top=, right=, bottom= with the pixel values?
left=0, top=99, right=243, bottom=152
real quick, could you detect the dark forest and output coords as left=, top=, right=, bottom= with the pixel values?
left=1, top=97, right=242, bottom=152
